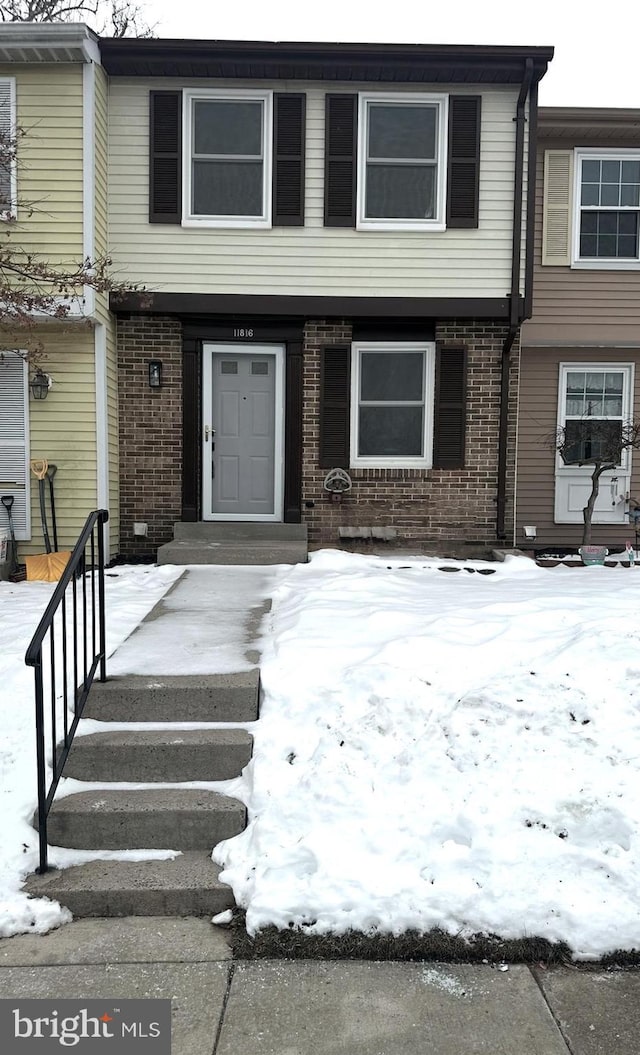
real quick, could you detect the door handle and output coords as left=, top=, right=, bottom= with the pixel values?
left=204, top=425, right=216, bottom=441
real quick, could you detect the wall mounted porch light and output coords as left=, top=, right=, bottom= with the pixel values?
left=30, top=368, right=51, bottom=400
left=148, top=360, right=163, bottom=388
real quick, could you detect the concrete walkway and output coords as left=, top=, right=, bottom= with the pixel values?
left=0, top=918, right=638, bottom=1055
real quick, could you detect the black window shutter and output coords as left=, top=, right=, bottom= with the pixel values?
left=433, top=344, right=467, bottom=469
left=447, top=96, right=481, bottom=229
left=273, top=93, right=306, bottom=226
left=324, top=95, right=357, bottom=227
left=149, top=91, right=182, bottom=224
left=319, top=345, right=351, bottom=468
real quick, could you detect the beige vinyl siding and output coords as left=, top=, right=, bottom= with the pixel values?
left=105, top=314, right=119, bottom=553
left=21, top=327, right=97, bottom=555
left=108, top=79, right=520, bottom=298
left=0, top=64, right=84, bottom=268
left=516, top=346, right=640, bottom=548
left=523, top=141, right=640, bottom=344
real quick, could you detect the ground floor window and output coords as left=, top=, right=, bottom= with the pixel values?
left=350, top=342, right=435, bottom=468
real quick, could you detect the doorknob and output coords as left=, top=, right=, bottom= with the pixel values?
left=204, top=425, right=216, bottom=441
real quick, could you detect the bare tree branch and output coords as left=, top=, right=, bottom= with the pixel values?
left=551, top=420, right=640, bottom=545
left=0, top=124, right=147, bottom=358
left=0, top=0, right=154, bottom=37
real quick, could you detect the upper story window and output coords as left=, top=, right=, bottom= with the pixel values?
left=0, top=77, right=17, bottom=220
left=350, top=342, right=435, bottom=468
left=357, top=94, right=447, bottom=231
left=573, top=150, right=640, bottom=268
left=578, top=154, right=640, bottom=259
left=183, top=90, right=272, bottom=228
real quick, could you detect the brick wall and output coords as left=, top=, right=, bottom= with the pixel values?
left=301, top=319, right=519, bottom=548
left=117, top=315, right=183, bottom=557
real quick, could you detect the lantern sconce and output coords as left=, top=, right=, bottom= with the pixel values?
left=148, top=360, right=163, bottom=389
left=30, top=368, right=51, bottom=400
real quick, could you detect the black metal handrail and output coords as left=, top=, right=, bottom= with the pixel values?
left=25, top=509, right=109, bottom=873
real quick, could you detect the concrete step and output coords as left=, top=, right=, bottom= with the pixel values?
left=65, top=729, right=253, bottom=783
left=23, top=852, right=234, bottom=917
left=173, top=522, right=307, bottom=541
left=83, top=673, right=260, bottom=722
left=45, top=789, right=246, bottom=851
left=157, top=539, right=308, bottom=566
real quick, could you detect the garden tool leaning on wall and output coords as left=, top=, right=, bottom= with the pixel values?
left=0, top=494, right=26, bottom=581
left=25, top=460, right=71, bottom=581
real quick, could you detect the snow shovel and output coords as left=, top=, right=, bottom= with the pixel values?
left=25, top=459, right=70, bottom=582
left=1, top=494, right=25, bottom=581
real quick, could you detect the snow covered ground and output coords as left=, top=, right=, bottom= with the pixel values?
left=215, top=551, right=640, bottom=959
left=0, top=564, right=183, bottom=937
left=2, top=551, right=640, bottom=958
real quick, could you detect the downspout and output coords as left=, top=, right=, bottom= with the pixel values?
left=496, top=58, right=533, bottom=540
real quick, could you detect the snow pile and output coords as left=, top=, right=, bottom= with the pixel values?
left=0, top=564, right=182, bottom=937
left=215, top=551, right=640, bottom=958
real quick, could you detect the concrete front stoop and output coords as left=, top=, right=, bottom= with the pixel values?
left=157, top=522, right=308, bottom=566
left=23, top=672, right=259, bottom=918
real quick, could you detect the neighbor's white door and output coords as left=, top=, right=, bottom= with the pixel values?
left=202, top=344, right=284, bottom=521
left=554, top=364, right=633, bottom=524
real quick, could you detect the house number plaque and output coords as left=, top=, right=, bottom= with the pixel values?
left=232, top=328, right=254, bottom=338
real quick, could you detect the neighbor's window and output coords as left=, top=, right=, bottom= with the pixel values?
left=560, top=366, right=632, bottom=465
left=350, top=343, right=435, bottom=467
left=0, top=77, right=16, bottom=219
left=185, top=91, right=272, bottom=226
left=357, top=94, right=447, bottom=230
left=576, top=152, right=640, bottom=263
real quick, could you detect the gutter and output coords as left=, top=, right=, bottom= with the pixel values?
left=496, top=58, right=533, bottom=540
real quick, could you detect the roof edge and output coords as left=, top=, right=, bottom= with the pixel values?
left=0, top=21, right=99, bottom=62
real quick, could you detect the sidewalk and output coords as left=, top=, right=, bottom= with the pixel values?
left=0, top=917, right=638, bottom=1054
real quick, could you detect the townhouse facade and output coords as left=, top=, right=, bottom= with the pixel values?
left=0, top=30, right=553, bottom=560
left=0, top=23, right=120, bottom=562
left=104, top=37, right=552, bottom=555
left=517, top=108, right=640, bottom=550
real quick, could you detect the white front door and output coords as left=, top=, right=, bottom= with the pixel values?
left=202, top=344, right=285, bottom=521
left=554, top=363, right=633, bottom=524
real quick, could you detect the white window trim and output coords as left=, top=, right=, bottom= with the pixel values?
left=182, top=89, right=273, bottom=229
left=555, top=361, right=635, bottom=474
left=350, top=341, right=435, bottom=469
left=572, top=148, right=640, bottom=270
left=356, top=92, right=448, bottom=232
left=0, top=76, right=17, bottom=221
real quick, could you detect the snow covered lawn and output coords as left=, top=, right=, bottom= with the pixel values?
left=2, top=551, right=640, bottom=959
left=215, top=551, right=640, bottom=959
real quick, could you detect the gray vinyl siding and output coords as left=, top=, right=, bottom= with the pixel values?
left=108, top=78, right=523, bottom=299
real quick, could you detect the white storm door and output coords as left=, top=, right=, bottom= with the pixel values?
left=554, top=364, right=633, bottom=524
left=202, top=344, right=284, bottom=521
